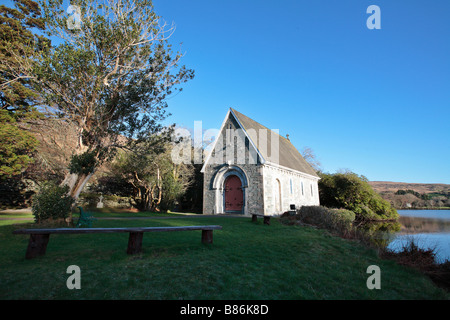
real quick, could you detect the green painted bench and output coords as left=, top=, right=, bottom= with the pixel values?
left=13, top=225, right=223, bottom=259
left=75, top=206, right=97, bottom=228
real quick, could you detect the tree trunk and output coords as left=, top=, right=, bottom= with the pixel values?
left=62, top=172, right=95, bottom=200
left=60, top=132, right=95, bottom=203
left=61, top=171, right=95, bottom=222
left=132, top=186, right=153, bottom=211
left=72, top=172, right=94, bottom=199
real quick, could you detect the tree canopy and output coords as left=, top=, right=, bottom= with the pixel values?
left=26, top=0, right=194, bottom=199
left=0, top=0, right=47, bottom=116
left=0, top=0, right=48, bottom=178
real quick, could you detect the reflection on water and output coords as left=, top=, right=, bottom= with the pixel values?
left=398, top=216, right=450, bottom=234
left=384, top=210, right=450, bottom=263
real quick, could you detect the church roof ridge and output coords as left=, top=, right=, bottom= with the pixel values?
left=229, top=108, right=319, bottom=178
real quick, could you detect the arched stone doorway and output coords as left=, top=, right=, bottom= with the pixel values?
left=224, top=175, right=243, bottom=213
left=211, top=165, right=248, bottom=215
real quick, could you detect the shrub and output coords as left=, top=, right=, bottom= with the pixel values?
left=329, top=208, right=356, bottom=229
left=318, top=171, right=399, bottom=221
left=159, top=173, right=184, bottom=212
left=282, top=205, right=356, bottom=234
left=32, top=182, right=74, bottom=223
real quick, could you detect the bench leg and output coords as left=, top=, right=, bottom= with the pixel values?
left=264, top=216, right=271, bottom=225
left=127, top=232, right=143, bottom=255
left=201, top=230, right=213, bottom=244
left=26, top=234, right=50, bottom=259
left=251, top=214, right=257, bottom=222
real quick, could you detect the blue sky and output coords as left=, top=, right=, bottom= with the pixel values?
left=151, top=0, right=450, bottom=184
left=2, top=0, right=448, bottom=183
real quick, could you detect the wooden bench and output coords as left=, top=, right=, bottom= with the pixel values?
left=251, top=214, right=271, bottom=225
left=13, top=225, right=222, bottom=259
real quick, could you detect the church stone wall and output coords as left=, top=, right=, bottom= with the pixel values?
left=202, top=115, right=264, bottom=215
left=262, top=164, right=320, bottom=215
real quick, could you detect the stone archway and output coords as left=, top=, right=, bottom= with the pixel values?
left=212, top=165, right=248, bottom=215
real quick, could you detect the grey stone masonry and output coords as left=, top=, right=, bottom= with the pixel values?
left=201, top=108, right=320, bottom=216
left=202, top=113, right=264, bottom=215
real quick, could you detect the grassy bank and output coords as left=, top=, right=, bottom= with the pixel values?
left=0, top=214, right=448, bottom=299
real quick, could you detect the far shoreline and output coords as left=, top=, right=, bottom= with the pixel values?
left=396, top=207, right=450, bottom=210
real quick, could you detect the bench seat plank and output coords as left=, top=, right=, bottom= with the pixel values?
left=13, top=225, right=222, bottom=259
left=13, top=225, right=222, bottom=235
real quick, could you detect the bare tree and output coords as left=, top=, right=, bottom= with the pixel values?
left=301, top=146, right=322, bottom=172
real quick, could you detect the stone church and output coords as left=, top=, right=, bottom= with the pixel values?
left=201, top=108, right=320, bottom=216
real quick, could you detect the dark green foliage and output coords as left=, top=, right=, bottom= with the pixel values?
left=318, top=171, right=398, bottom=221
left=395, top=189, right=431, bottom=200
left=0, top=0, right=48, bottom=114
left=282, top=205, right=355, bottom=233
left=178, top=163, right=203, bottom=213
left=0, top=176, right=35, bottom=208
left=31, top=182, right=74, bottom=223
left=0, top=0, right=47, bottom=178
left=159, top=172, right=184, bottom=212
left=69, top=151, right=98, bottom=175
left=0, top=110, right=38, bottom=178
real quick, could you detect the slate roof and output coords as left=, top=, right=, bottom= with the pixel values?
left=230, top=108, right=319, bottom=178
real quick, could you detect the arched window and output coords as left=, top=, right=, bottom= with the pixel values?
left=275, top=178, right=282, bottom=212
left=289, top=179, right=293, bottom=194
left=301, top=181, right=304, bottom=196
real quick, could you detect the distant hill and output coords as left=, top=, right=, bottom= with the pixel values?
left=368, top=181, right=450, bottom=209
left=368, top=181, right=450, bottom=194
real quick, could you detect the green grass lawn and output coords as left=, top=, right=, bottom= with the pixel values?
left=0, top=213, right=448, bottom=300
left=0, top=211, right=33, bottom=226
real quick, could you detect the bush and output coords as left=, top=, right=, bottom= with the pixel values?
left=281, top=205, right=355, bottom=234
left=32, top=182, right=74, bottom=223
left=318, top=171, right=398, bottom=221
left=329, top=208, right=356, bottom=229
left=159, top=174, right=184, bottom=212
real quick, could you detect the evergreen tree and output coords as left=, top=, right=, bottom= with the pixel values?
left=0, top=0, right=48, bottom=178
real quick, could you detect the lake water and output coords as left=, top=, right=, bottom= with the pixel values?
left=386, top=210, right=450, bottom=263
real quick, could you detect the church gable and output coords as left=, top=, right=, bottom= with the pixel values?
left=202, top=108, right=319, bottom=179
left=201, top=109, right=263, bottom=170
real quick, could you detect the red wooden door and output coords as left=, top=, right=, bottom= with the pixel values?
left=224, top=175, right=243, bottom=212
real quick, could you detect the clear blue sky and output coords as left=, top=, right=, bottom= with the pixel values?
left=152, top=0, right=450, bottom=184
left=3, top=0, right=448, bottom=183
